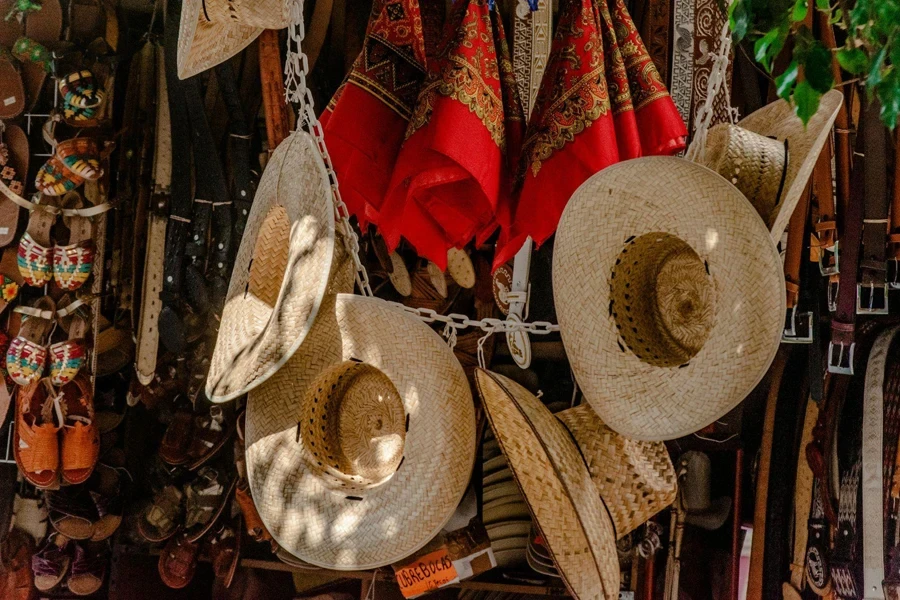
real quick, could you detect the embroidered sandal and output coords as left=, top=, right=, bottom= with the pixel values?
left=49, top=296, right=89, bottom=385
left=7, top=297, right=56, bottom=385
left=17, top=197, right=58, bottom=286
left=53, top=192, right=95, bottom=291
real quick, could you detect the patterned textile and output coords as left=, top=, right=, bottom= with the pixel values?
left=18, top=231, right=52, bottom=287
left=52, top=241, right=94, bottom=291
left=494, top=0, right=686, bottom=267
left=380, top=0, right=524, bottom=268
left=321, top=0, right=430, bottom=226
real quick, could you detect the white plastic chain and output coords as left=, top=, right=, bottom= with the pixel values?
left=282, top=0, right=560, bottom=339
left=684, top=3, right=739, bottom=164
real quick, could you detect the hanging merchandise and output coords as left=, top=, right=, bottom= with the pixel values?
left=380, top=0, right=524, bottom=269
left=495, top=0, right=687, bottom=267
left=320, top=0, right=429, bottom=227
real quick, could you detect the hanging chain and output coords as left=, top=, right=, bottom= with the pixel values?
left=282, top=0, right=560, bottom=336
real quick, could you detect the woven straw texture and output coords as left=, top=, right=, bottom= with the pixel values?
left=553, top=157, right=784, bottom=441
left=475, top=369, right=619, bottom=600
left=246, top=294, right=475, bottom=569
left=177, top=0, right=292, bottom=79
left=206, top=131, right=336, bottom=403
left=556, top=404, right=676, bottom=537
left=702, top=89, right=842, bottom=240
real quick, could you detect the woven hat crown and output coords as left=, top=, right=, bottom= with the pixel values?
left=201, top=0, right=292, bottom=28
left=299, top=360, right=407, bottom=493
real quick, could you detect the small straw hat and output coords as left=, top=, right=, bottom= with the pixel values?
left=178, top=0, right=293, bottom=79
left=475, top=369, right=677, bottom=600
left=246, top=293, right=476, bottom=569
left=206, top=131, right=338, bottom=403
left=553, top=157, right=784, bottom=441
left=699, top=89, right=843, bottom=240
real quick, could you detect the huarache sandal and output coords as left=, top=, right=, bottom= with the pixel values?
left=31, top=533, right=69, bottom=592
left=53, top=192, right=94, bottom=290
left=183, top=466, right=235, bottom=543
left=138, top=484, right=183, bottom=543
left=88, top=464, right=127, bottom=542
left=185, top=405, right=232, bottom=470
left=35, top=155, right=84, bottom=196
left=66, top=542, right=105, bottom=596
left=57, top=374, right=98, bottom=484
left=13, top=377, right=60, bottom=488
left=158, top=408, right=193, bottom=466
left=208, top=516, right=242, bottom=589
left=1, top=527, right=36, bottom=600
left=54, top=137, right=103, bottom=180
left=46, top=486, right=95, bottom=540
left=158, top=534, right=199, bottom=590
left=0, top=51, right=25, bottom=120
left=7, top=297, right=56, bottom=385
left=58, top=70, right=104, bottom=109
left=14, top=0, right=62, bottom=110
left=17, top=197, right=58, bottom=286
left=49, top=296, right=89, bottom=385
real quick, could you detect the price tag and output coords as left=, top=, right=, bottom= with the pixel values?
left=394, top=548, right=459, bottom=598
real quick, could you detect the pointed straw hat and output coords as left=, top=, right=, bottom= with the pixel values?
left=474, top=369, right=677, bottom=600
left=178, top=0, right=293, bottom=79
left=206, top=131, right=338, bottom=403
left=245, top=294, right=476, bottom=569
left=553, top=157, right=784, bottom=441
left=699, top=89, right=843, bottom=240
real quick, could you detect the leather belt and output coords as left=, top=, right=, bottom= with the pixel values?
left=786, top=394, right=819, bottom=595
left=214, top=61, right=255, bottom=242
left=136, top=214, right=166, bottom=385
left=888, top=133, right=900, bottom=285
left=832, top=459, right=862, bottom=599
left=783, top=179, right=813, bottom=343
left=858, top=99, right=890, bottom=315
left=259, top=29, right=291, bottom=152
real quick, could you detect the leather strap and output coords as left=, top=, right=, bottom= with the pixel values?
left=784, top=183, right=810, bottom=310
left=135, top=214, right=166, bottom=385
left=214, top=61, right=254, bottom=241
left=858, top=98, right=890, bottom=311
left=888, top=133, right=900, bottom=284
left=787, top=394, right=819, bottom=594
left=832, top=459, right=862, bottom=598
left=259, top=29, right=291, bottom=152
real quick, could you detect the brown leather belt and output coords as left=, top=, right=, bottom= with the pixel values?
left=259, top=29, right=291, bottom=152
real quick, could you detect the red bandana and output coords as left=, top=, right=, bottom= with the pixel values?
left=321, top=0, right=429, bottom=227
left=379, top=0, right=524, bottom=269
left=494, top=0, right=687, bottom=267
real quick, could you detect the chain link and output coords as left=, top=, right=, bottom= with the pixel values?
left=282, top=0, right=558, bottom=335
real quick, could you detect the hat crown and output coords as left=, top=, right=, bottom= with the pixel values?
left=202, top=0, right=291, bottom=28
left=300, top=361, right=407, bottom=492
left=679, top=450, right=713, bottom=510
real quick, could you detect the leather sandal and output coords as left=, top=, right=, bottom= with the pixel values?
left=208, top=516, right=242, bottom=589
left=58, top=70, right=104, bottom=109
left=49, top=296, right=89, bottom=385
left=138, top=484, right=183, bottom=543
left=186, top=405, right=232, bottom=470
left=183, top=466, right=235, bottom=543
left=234, top=480, right=274, bottom=548
left=53, top=192, right=94, bottom=291
left=1, top=528, right=36, bottom=600
left=7, top=297, right=56, bottom=385
left=14, top=0, right=62, bottom=110
left=66, top=542, right=105, bottom=596
left=31, top=533, right=69, bottom=592
left=158, top=408, right=193, bottom=466
left=47, top=486, right=95, bottom=540
left=58, top=373, right=99, bottom=485
left=35, top=155, right=84, bottom=197
left=0, top=51, right=25, bottom=119
left=0, top=248, right=23, bottom=315
left=54, top=137, right=103, bottom=180
left=0, top=123, right=28, bottom=247
left=13, top=378, right=59, bottom=488
left=17, top=197, right=58, bottom=287
left=88, top=464, right=127, bottom=542
left=158, top=533, right=199, bottom=590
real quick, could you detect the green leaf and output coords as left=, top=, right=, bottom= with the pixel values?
left=876, top=69, right=900, bottom=130
left=754, top=23, right=789, bottom=72
left=815, top=0, right=829, bottom=9
left=792, top=0, right=808, bottom=21
left=804, top=40, right=835, bottom=92
left=830, top=7, right=843, bottom=23
left=836, top=46, right=868, bottom=75
left=729, top=0, right=751, bottom=42
left=868, top=45, right=888, bottom=88
left=775, top=60, right=800, bottom=99
left=794, top=80, right=822, bottom=124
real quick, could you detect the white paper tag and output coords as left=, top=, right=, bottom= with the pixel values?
left=0, top=228, right=10, bottom=236
left=3, top=96, right=16, bottom=107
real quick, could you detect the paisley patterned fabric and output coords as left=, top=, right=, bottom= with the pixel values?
left=380, top=0, right=524, bottom=269
left=52, top=241, right=94, bottom=291
left=494, top=0, right=687, bottom=267
left=18, top=231, right=52, bottom=287
left=49, top=339, right=86, bottom=386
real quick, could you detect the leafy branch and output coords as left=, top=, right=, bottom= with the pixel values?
left=729, top=0, right=900, bottom=128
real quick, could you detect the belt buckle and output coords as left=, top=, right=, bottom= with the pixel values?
left=819, top=240, right=839, bottom=276
left=782, top=305, right=813, bottom=344
left=856, top=282, right=889, bottom=315
left=889, top=258, right=900, bottom=289
left=827, top=278, right=839, bottom=313
left=827, top=341, right=855, bottom=375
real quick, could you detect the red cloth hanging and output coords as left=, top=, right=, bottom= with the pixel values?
left=494, top=0, right=687, bottom=268
left=320, top=0, right=429, bottom=228
left=379, top=0, right=524, bottom=270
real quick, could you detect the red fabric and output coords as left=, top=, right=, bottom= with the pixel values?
left=494, top=0, right=687, bottom=268
left=381, top=0, right=524, bottom=270
left=321, top=0, right=429, bottom=227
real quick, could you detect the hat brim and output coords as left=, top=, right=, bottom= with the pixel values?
left=553, top=157, right=784, bottom=441
left=685, top=496, right=732, bottom=530
left=737, top=89, right=843, bottom=240
left=206, top=131, right=336, bottom=402
left=474, top=369, right=620, bottom=600
left=177, top=0, right=262, bottom=79
left=246, top=294, right=476, bottom=569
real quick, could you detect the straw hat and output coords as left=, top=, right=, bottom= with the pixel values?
left=700, top=89, right=843, bottom=240
left=553, top=157, right=784, bottom=441
left=245, top=293, right=476, bottom=569
left=474, top=369, right=677, bottom=600
left=178, top=0, right=292, bottom=79
left=206, top=131, right=338, bottom=403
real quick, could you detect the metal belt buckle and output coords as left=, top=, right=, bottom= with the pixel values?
left=856, top=282, right=889, bottom=315
left=827, top=341, right=855, bottom=375
left=782, top=305, right=813, bottom=344
left=819, top=240, right=839, bottom=276
left=889, top=258, right=900, bottom=289
left=827, top=279, right=839, bottom=313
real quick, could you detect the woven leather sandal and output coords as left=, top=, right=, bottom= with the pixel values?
left=6, top=297, right=56, bottom=385
left=53, top=192, right=95, bottom=291
left=17, top=198, right=58, bottom=287
left=158, top=409, right=193, bottom=466
left=138, top=484, right=183, bottom=543
left=49, top=296, right=89, bottom=385
left=158, top=534, right=199, bottom=590
left=208, top=516, right=242, bottom=588
left=183, top=467, right=235, bottom=543
left=14, top=378, right=59, bottom=488
left=185, top=406, right=232, bottom=470
left=58, top=374, right=99, bottom=485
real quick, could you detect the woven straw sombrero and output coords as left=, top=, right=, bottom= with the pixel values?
left=475, top=369, right=677, bottom=600
left=245, top=293, right=476, bottom=569
left=553, top=157, right=784, bottom=441
left=206, top=131, right=337, bottom=403
left=700, top=89, right=843, bottom=240
left=178, top=0, right=292, bottom=79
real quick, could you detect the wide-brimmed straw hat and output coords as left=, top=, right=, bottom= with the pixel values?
left=206, top=131, right=338, bottom=403
left=474, top=369, right=677, bottom=600
left=553, top=157, right=784, bottom=441
left=178, top=0, right=293, bottom=79
left=700, top=89, right=843, bottom=239
left=245, top=293, right=476, bottom=569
